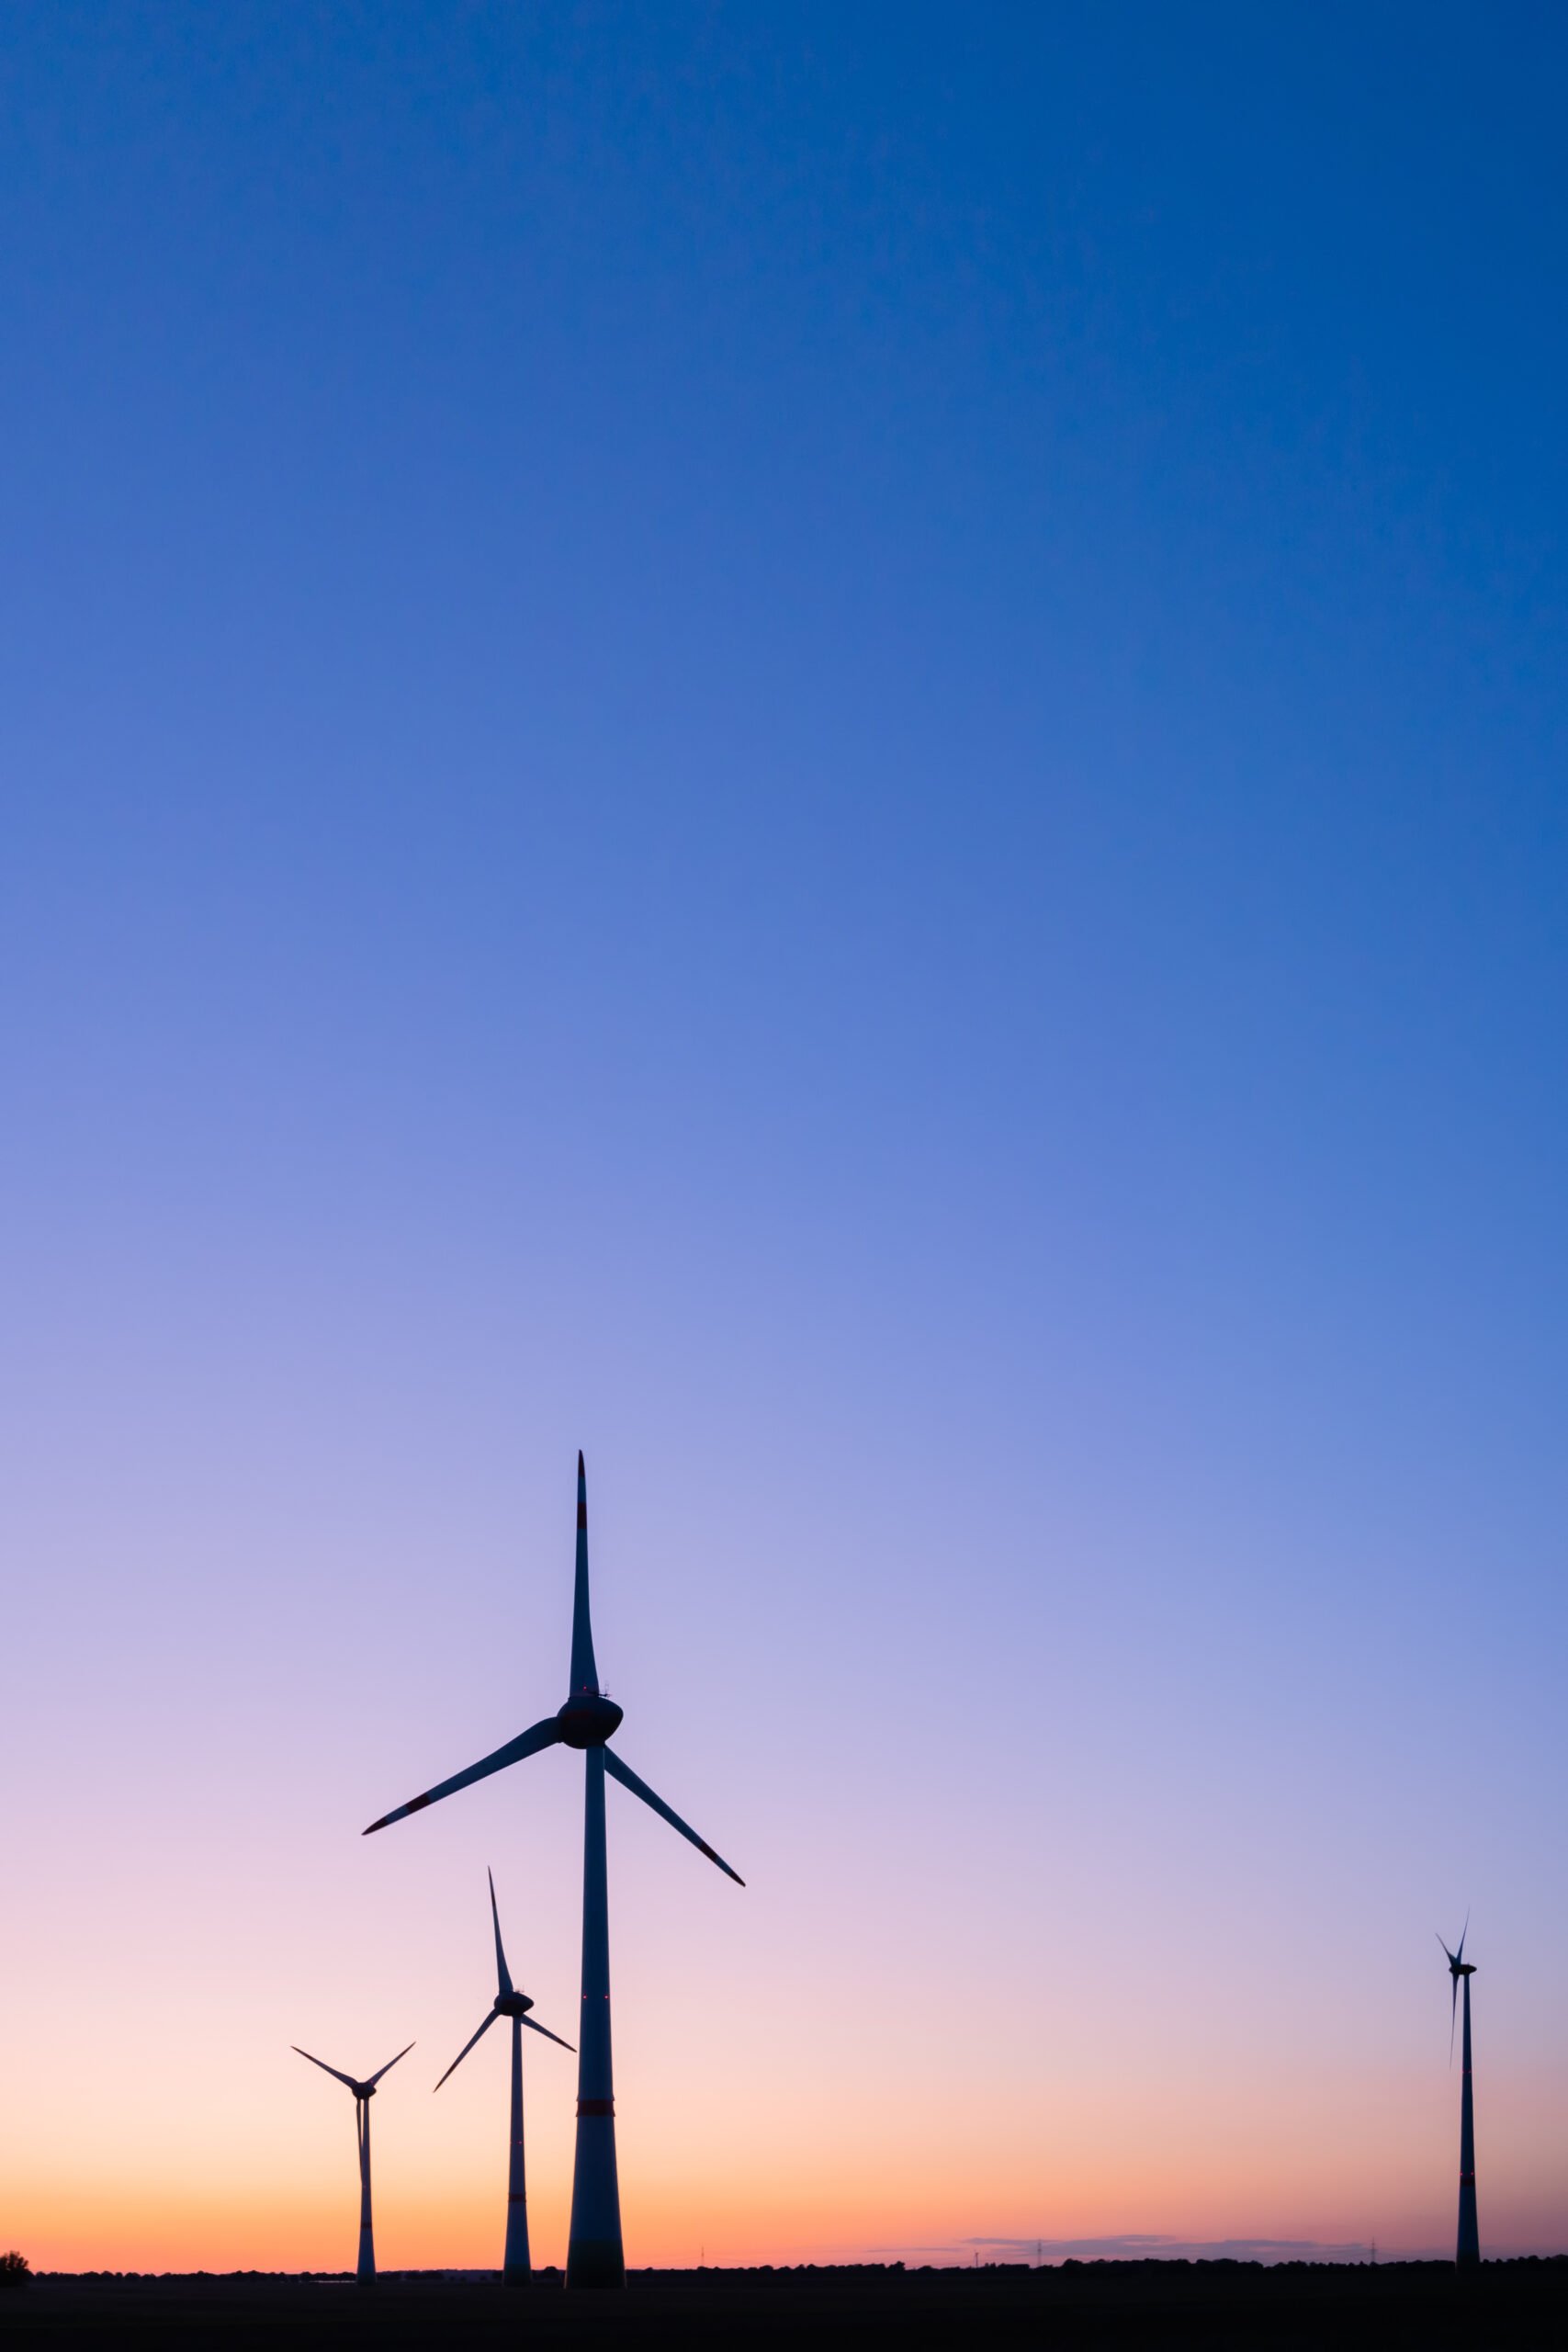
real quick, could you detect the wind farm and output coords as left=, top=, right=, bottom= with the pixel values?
left=6, top=0, right=1568, bottom=2335
left=3, top=1454, right=1563, bottom=2346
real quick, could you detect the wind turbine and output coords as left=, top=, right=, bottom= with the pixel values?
left=365, top=1452, right=743, bottom=2290
left=292, top=2041, right=413, bottom=2281
left=434, top=1869, right=574, bottom=2284
left=1438, top=1923, right=1480, bottom=2267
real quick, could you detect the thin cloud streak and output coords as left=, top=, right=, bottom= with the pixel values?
left=876, top=2235, right=1379, bottom=2265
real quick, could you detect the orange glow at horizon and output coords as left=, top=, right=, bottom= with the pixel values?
left=8, top=2054, right=1567, bottom=2275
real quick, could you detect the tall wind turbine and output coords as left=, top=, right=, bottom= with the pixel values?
left=292, top=2041, right=413, bottom=2281
left=434, top=1869, right=574, bottom=2284
left=1438, top=1924, right=1480, bottom=2267
left=364, top=1453, right=744, bottom=2290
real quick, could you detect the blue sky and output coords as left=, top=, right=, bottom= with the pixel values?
left=2, top=2, right=1565, bottom=2266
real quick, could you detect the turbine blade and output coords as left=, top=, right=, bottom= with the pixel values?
left=434, top=2013, right=499, bottom=2092
left=1437, top=1933, right=1457, bottom=1965
left=1456, top=1909, right=1469, bottom=1965
left=488, top=1867, right=514, bottom=1999
left=603, top=1747, right=745, bottom=1884
left=293, top=2047, right=359, bottom=2093
left=363, top=1717, right=564, bottom=1834
left=1450, top=1976, right=1459, bottom=2064
left=520, top=2014, right=575, bottom=2053
left=367, top=2041, right=415, bottom=2087
left=570, top=1450, right=600, bottom=1697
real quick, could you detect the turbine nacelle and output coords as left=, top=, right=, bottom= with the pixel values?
left=558, top=1691, right=624, bottom=1747
left=293, top=2043, right=413, bottom=2101
left=1438, top=1925, right=1478, bottom=2068
left=494, top=1990, right=536, bottom=2018
left=1438, top=1924, right=1478, bottom=1982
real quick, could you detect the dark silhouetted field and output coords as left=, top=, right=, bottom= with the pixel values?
left=3, top=2259, right=1566, bottom=2351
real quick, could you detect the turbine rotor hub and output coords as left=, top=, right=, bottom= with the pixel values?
left=557, top=1691, right=624, bottom=1748
left=494, top=1992, right=535, bottom=2018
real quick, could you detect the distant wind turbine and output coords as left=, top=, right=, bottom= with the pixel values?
left=365, top=1452, right=744, bottom=2290
left=434, top=1869, right=574, bottom=2283
left=292, top=2041, right=413, bottom=2281
left=1438, top=1922, right=1480, bottom=2267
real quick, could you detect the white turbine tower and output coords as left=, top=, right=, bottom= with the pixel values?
left=434, top=1869, right=574, bottom=2283
left=365, top=1453, right=743, bottom=2288
left=292, top=2041, right=413, bottom=2281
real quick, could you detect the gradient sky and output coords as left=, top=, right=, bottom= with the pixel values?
left=3, top=0, right=1567, bottom=2274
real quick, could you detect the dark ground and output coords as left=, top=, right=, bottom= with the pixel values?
left=3, top=2261, right=1566, bottom=2352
